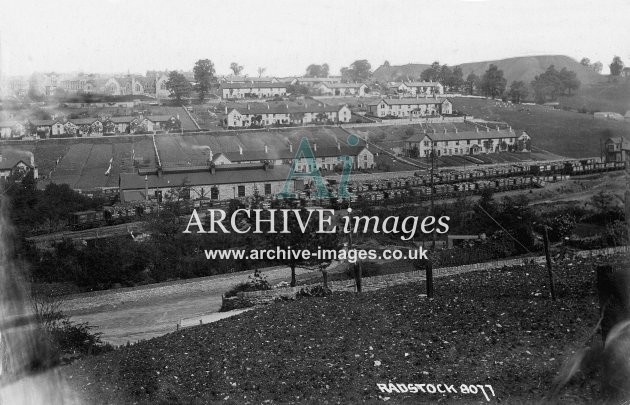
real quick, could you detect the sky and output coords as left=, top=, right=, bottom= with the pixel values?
left=0, top=0, right=628, bottom=77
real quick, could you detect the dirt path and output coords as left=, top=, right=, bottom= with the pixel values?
left=64, top=264, right=338, bottom=346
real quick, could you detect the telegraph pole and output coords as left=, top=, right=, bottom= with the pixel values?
left=430, top=147, right=437, bottom=249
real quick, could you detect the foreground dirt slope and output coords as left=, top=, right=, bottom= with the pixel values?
left=58, top=254, right=625, bottom=404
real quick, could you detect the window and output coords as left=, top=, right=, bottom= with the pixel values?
left=211, top=186, right=219, bottom=200
left=467, top=140, right=470, bottom=145
left=237, top=185, right=245, bottom=197
left=264, top=183, right=272, bottom=195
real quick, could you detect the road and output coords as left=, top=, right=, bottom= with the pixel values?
left=63, top=265, right=317, bottom=346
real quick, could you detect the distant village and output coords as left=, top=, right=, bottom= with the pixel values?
left=0, top=59, right=627, bottom=212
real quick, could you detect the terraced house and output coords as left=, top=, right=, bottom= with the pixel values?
left=388, top=81, right=444, bottom=96
left=315, top=82, right=368, bottom=96
left=404, top=126, right=531, bottom=157
left=367, top=97, right=453, bottom=118
left=220, top=83, right=288, bottom=99
left=224, top=102, right=352, bottom=128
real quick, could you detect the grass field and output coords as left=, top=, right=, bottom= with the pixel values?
left=451, top=97, right=630, bottom=158
left=558, top=79, right=630, bottom=114
left=61, top=254, right=624, bottom=404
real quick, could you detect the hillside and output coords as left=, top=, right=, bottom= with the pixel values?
left=559, top=79, right=630, bottom=114
left=61, top=255, right=613, bottom=404
left=373, top=55, right=604, bottom=86
left=450, top=97, right=630, bottom=158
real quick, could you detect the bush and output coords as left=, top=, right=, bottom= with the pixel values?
left=296, top=285, right=332, bottom=298
left=224, top=269, right=271, bottom=298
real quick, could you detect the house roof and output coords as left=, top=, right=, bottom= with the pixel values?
left=403, top=81, right=442, bottom=87
left=407, top=129, right=520, bottom=143
left=229, top=102, right=346, bottom=116
left=367, top=97, right=450, bottom=106
left=219, top=83, right=288, bottom=90
left=0, top=121, right=22, bottom=128
left=320, top=83, right=367, bottom=89
left=0, top=149, right=34, bottom=170
left=107, top=116, right=137, bottom=123
left=119, top=165, right=291, bottom=190
left=296, top=77, right=342, bottom=83
left=70, top=118, right=100, bottom=125
left=29, top=119, right=57, bottom=126
left=147, top=115, right=176, bottom=122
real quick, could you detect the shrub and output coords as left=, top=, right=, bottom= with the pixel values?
left=224, top=269, right=271, bottom=298
left=296, top=285, right=332, bottom=298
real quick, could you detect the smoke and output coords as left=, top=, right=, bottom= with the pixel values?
left=0, top=195, right=80, bottom=404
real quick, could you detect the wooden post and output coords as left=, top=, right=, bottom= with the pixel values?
left=426, top=261, right=434, bottom=298
left=542, top=226, right=556, bottom=300
left=596, top=264, right=630, bottom=400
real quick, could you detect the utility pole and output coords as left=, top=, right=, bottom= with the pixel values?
left=542, top=226, right=556, bottom=300
left=430, top=147, right=437, bottom=249
left=348, top=206, right=362, bottom=292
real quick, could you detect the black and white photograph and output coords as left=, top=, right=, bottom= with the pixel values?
left=0, top=0, right=629, bottom=403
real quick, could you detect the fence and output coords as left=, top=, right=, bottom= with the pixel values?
left=233, top=245, right=630, bottom=303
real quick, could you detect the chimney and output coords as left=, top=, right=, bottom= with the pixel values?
left=486, top=126, right=490, bottom=132
left=267, top=103, right=270, bottom=110
left=264, top=144, right=268, bottom=154
left=509, top=125, right=513, bottom=132
left=288, top=142, right=293, bottom=153
left=313, top=143, right=317, bottom=152
left=224, top=106, right=228, bottom=114
left=0, top=154, right=2, bottom=162
left=443, top=128, right=447, bottom=133
left=496, top=125, right=500, bottom=131
left=337, top=141, right=341, bottom=151
left=476, top=127, right=479, bottom=133
left=238, top=145, right=243, bottom=155
left=247, top=103, right=250, bottom=110
left=208, top=148, right=213, bottom=162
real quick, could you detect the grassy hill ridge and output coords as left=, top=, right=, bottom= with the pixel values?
left=373, top=55, right=604, bottom=86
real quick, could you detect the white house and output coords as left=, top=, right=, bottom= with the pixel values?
left=367, top=97, right=452, bottom=118
left=387, top=81, right=444, bottom=96
left=404, top=126, right=531, bottom=157
left=224, top=103, right=352, bottom=128
left=316, top=83, right=368, bottom=96
left=0, top=149, right=38, bottom=180
left=220, top=83, right=288, bottom=99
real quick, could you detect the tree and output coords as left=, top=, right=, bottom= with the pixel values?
left=508, top=81, right=529, bottom=103
left=580, top=57, right=591, bottom=67
left=257, top=67, right=266, bottom=77
left=465, top=73, right=479, bottom=95
left=305, top=63, right=330, bottom=78
left=448, top=66, right=464, bottom=91
left=558, top=67, right=580, bottom=95
left=592, top=61, right=603, bottom=74
left=230, top=62, right=243, bottom=76
left=268, top=209, right=341, bottom=286
left=341, top=60, right=372, bottom=82
left=383, top=60, right=390, bottom=68
left=609, top=56, right=624, bottom=77
left=193, top=59, right=215, bottom=102
left=420, top=61, right=442, bottom=82
left=531, top=65, right=580, bottom=102
left=480, top=64, right=507, bottom=98
left=166, top=71, right=192, bottom=103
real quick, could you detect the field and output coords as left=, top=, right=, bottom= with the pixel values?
left=558, top=80, right=630, bottom=114
left=61, top=254, right=625, bottom=404
left=451, top=97, right=630, bottom=158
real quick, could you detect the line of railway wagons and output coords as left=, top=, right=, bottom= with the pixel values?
left=68, top=159, right=625, bottom=230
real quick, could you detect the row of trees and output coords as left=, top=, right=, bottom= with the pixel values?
left=581, top=55, right=626, bottom=77
left=531, top=65, right=581, bottom=102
